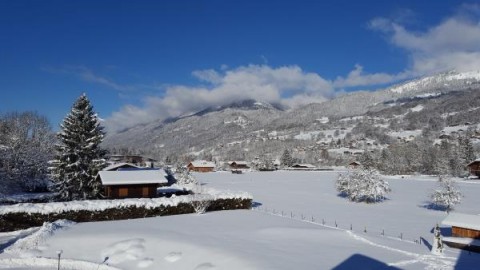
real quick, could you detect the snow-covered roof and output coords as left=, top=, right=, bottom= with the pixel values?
left=98, top=170, right=168, bottom=186
left=189, top=160, right=215, bottom=168
left=442, top=212, right=480, bottom=231
left=467, top=158, right=480, bottom=166
left=292, top=163, right=316, bottom=168
left=102, top=162, right=140, bottom=171
left=229, top=161, right=249, bottom=166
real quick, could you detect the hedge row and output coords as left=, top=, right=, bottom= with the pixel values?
left=0, top=198, right=252, bottom=232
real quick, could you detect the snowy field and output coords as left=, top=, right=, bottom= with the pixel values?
left=1, top=171, right=480, bottom=269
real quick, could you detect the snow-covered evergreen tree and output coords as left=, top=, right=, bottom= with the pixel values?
left=336, top=168, right=390, bottom=203
left=257, top=154, right=275, bottom=171
left=430, top=175, right=462, bottom=212
left=49, top=94, right=106, bottom=201
left=280, top=149, right=294, bottom=168
left=174, top=166, right=198, bottom=186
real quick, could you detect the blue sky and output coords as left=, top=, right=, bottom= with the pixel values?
left=1, top=0, right=479, bottom=132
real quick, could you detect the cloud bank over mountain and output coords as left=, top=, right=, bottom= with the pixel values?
left=103, top=5, right=480, bottom=132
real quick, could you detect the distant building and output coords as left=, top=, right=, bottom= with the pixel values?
left=467, top=159, right=480, bottom=177
left=348, top=161, right=361, bottom=169
left=187, top=160, right=215, bottom=172
left=228, top=161, right=250, bottom=170
left=291, top=164, right=316, bottom=170
left=97, top=169, right=168, bottom=199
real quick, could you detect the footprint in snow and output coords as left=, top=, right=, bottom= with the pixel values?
left=194, top=262, right=216, bottom=270
left=164, top=251, right=182, bottom=262
left=101, top=238, right=146, bottom=264
left=137, top=258, right=154, bottom=268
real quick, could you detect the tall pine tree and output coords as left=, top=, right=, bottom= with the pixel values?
left=50, top=94, right=106, bottom=201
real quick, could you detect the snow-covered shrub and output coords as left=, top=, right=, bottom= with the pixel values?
left=174, top=166, right=198, bottom=186
left=191, top=198, right=211, bottom=214
left=430, top=175, right=462, bottom=212
left=336, top=169, right=391, bottom=203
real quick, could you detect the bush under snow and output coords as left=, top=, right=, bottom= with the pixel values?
left=430, top=175, right=462, bottom=212
left=336, top=169, right=391, bottom=203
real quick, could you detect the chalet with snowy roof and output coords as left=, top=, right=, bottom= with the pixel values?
left=187, top=160, right=215, bottom=172
left=442, top=212, right=480, bottom=252
left=291, top=163, right=316, bottom=170
left=102, top=162, right=140, bottom=171
left=348, top=161, right=361, bottom=169
left=467, top=159, right=480, bottom=177
left=228, top=161, right=250, bottom=170
left=97, top=170, right=168, bottom=199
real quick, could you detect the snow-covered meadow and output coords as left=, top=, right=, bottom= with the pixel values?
left=1, top=171, right=480, bottom=269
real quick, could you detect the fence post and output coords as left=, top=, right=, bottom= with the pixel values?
left=350, top=224, right=352, bottom=231
left=400, top=233, right=403, bottom=240
left=335, top=220, right=337, bottom=228
left=364, top=226, right=367, bottom=233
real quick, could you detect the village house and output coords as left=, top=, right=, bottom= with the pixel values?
left=291, top=163, right=316, bottom=170
left=97, top=169, right=169, bottom=199
left=187, top=160, right=215, bottom=172
left=467, top=159, right=480, bottom=177
left=442, top=212, right=480, bottom=252
left=228, top=161, right=250, bottom=170
left=348, top=161, right=361, bottom=169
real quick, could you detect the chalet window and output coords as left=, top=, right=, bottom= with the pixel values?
left=142, top=187, right=149, bottom=197
left=119, top=188, right=128, bottom=197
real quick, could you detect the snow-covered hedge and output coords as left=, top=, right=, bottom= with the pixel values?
left=0, top=188, right=252, bottom=232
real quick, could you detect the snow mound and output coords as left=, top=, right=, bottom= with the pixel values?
left=0, top=189, right=252, bottom=215
left=0, top=257, right=121, bottom=270
left=4, top=220, right=75, bottom=257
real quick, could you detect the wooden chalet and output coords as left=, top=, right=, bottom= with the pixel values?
left=348, top=161, right=361, bottom=169
left=291, top=163, right=316, bottom=170
left=97, top=170, right=168, bottom=199
left=442, top=213, right=480, bottom=252
left=467, top=159, right=480, bottom=177
left=187, top=160, right=215, bottom=172
left=229, top=161, right=250, bottom=170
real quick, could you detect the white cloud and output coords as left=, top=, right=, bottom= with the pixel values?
left=333, top=64, right=408, bottom=88
left=105, top=65, right=334, bottom=132
left=42, top=65, right=163, bottom=93
left=369, top=6, right=480, bottom=75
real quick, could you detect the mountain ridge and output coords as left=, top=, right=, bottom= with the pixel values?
left=103, top=70, right=480, bottom=163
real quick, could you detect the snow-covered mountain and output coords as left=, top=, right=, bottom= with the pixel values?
left=103, top=71, right=480, bottom=162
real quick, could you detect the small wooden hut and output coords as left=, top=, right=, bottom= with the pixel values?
left=97, top=170, right=168, bottom=199
left=467, top=159, right=480, bottom=177
left=442, top=212, right=480, bottom=252
left=187, top=160, right=215, bottom=172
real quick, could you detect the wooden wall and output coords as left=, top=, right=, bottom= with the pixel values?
left=452, top=226, right=480, bottom=239
left=468, top=162, right=480, bottom=176
left=105, top=184, right=160, bottom=198
left=187, top=165, right=214, bottom=172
